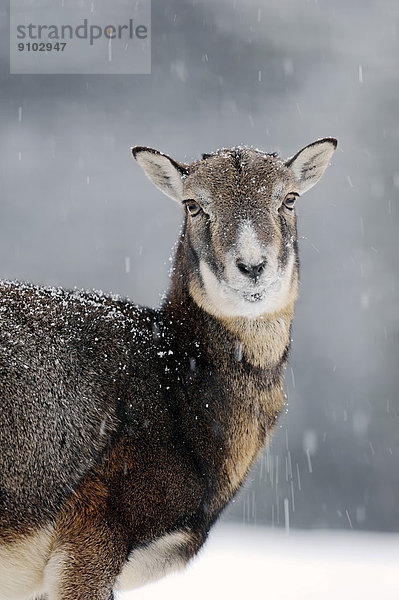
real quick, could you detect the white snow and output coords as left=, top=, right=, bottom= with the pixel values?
left=120, top=524, right=399, bottom=600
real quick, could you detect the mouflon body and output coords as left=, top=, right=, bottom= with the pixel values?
left=0, top=138, right=337, bottom=599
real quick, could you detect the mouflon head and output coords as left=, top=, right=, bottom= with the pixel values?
left=132, top=138, right=337, bottom=319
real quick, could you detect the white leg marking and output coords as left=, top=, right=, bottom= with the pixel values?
left=42, top=548, right=68, bottom=600
left=0, top=526, right=53, bottom=600
left=116, top=530, right=191, bottom=591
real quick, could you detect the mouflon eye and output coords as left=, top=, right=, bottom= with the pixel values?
left=283, top=193, right=298, bottom=210
left=184, top=200, right=202, bottom=216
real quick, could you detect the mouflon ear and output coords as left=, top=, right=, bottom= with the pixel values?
left=285, top=138, right=337, bottom=194
left=131, top=146, right=188, bottom=203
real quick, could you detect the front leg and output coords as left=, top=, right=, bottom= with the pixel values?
left=42, top=478, right=128, bottom=600
left=43, top=535, right=125, bottom=600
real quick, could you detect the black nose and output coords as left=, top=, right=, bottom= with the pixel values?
left=236, top=260, right=267, bottom=280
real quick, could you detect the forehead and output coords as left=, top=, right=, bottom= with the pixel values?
left=184, top=147, right=294, bottom=208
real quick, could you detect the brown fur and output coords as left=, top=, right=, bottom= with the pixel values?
left=0, top=139, right=336, bottom=599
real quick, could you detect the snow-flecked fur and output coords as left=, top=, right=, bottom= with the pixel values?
left=0, top=138, right=336, bottom=600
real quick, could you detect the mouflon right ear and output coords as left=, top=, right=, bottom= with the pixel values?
left=132, top=146, right=189, bottom=203
left=285, top=137, right=337, bottom=194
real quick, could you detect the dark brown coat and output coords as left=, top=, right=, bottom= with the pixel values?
left=0, top=138, right=336, bottom=600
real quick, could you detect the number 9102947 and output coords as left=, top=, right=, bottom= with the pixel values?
left=18, top=42, right=67, bottom=51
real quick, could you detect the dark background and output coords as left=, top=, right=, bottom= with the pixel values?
left=0, top=0, right=398, bottom=531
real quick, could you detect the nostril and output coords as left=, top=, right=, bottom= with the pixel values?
left=236, top=261, right=252, bottom=276
left=255, top=260, right=267, bottom=276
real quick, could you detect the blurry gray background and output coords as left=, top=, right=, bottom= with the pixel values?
left=0, top=0, right=398, bottom=532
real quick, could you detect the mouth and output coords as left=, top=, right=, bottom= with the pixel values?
left=242, top=290, right=266, bottom=303
left=228, top=284, right=269, bottom=303
left=229, top=277, right=282, bottom=304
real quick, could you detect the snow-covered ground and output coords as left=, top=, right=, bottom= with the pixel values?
left=120, top=524, right=399, bottom=600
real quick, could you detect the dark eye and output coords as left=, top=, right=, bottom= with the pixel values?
left=283, top=193, right=298, bottom=210
left=184, top=200, right=202, bottom=216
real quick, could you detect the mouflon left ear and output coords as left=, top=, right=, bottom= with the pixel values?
left=132, top=146, right=189, bottom=203
left=285, top=138, right=337, bottom=194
